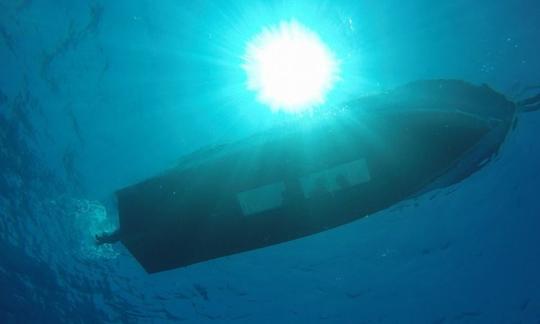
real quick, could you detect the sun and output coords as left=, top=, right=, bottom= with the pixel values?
left=243, top=20, right=339, bottom=113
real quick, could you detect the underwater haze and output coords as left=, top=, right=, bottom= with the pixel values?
left=1, top=0, right=540, bottom=323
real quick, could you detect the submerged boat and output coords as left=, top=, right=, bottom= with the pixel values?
left=104, top=79, right=526, bottom=273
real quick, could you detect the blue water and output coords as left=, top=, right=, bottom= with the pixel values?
left=1, top=1, right=540, bottom=323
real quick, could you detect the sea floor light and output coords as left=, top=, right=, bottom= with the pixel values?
left=243, top=20, right=339, bottom=113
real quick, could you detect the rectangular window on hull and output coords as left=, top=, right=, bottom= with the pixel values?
left=237, top=182, right=286, bottom=216
left=300, top=158, right=370, bottom=198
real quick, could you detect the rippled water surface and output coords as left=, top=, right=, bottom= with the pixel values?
left=1, top=1, right=540, bottom=323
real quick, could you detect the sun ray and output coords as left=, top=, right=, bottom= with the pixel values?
left=243, top=20, right=339, bottom=113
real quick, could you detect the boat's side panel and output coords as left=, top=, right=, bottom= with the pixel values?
left=348, top=79, right=515, bottom=121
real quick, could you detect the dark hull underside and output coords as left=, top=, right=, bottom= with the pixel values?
left=116, top=80, right=515, bottom=273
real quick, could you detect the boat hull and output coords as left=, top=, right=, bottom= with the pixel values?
left=116, top=80, right=515, bottom=273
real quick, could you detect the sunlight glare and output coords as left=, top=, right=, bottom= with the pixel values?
left=243, top=21, right=339, bottom=113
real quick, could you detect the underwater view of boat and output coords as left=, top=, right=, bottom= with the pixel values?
left=102, top=79, right=520, bottom=273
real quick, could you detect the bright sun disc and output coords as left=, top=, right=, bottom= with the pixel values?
left=243, top=21, right=339, bottom=113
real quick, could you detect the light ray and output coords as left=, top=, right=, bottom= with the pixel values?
left=243, top=20, right=339, bottom=113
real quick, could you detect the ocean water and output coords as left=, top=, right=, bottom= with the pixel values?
left=1, top=1, right=540, bottom=323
